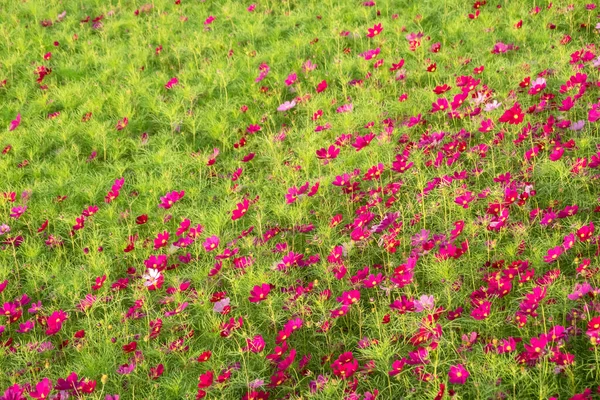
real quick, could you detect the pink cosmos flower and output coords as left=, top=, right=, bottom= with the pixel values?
left=366, top=23, right=383, bottom=37
left=249, top=284, right=271, bottom=303
left=414, top=295, right=435, bottom=312
left=46, top=310, right=68, bottom=335
left=491, top=42, right=516, bottom=54
left=589, top=103, right=600, bottom=122
left=470, top=301, right=491, bottom=320
left=359, top=48, right=380, bottom=60
left=16, top=320, right=35, bottom=333
left=29, top=378, right=52, bottom=399
left=153, top=231, right=169, bottom=249
left=484, top=100, right=501, bottom=112
left=302, top=60, right=317, bottom=73
left=285, top=72, right=297, bottom=86
left=244, top=335, right=266, bottom=353
left=10, top=206, right=26, bottom=219
left=159, top=190, right=185, bottom=209
left=213, top=297, right=230, bottom=313
left=117, top=362, right=136, bottom=375
left=544, top=246, right=563, bottom=263
left=165, top=77, right=179, bottom=89
left=336, top=103, right=353, bottom=113
left=568, top=282, right=592, bottom=300
left=231, top=198, right=250, bottom=220
left=9, top=114, right=21, bottom=131
left=203, top=235, right=220, bottom=251
left=277, top=100, right=296, bottom=112
left=479, top=118, right=494, bottom=132
left=455, top=192, right=474, bottom=208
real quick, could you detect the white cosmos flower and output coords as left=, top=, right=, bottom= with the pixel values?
left=143, top=268, right=161, bottom=287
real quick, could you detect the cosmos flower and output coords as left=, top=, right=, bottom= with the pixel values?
left=277, top=100, right=296, bottom=112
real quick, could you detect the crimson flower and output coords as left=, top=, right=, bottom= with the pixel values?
left=498, top=103, right=524, bottom=124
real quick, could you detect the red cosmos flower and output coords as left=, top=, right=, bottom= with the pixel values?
left=35, top=65, right=52, bottom=83
left=468, top=10, right=480, bottom=19
left=389, top=59, right=404, bottom=71
left=433, top=84, right=451, bottom=94
left=248, top=284, right=271, bottom=303
left=91, top=275, right=106, bottom=291
left=149, top=364, right=164, bottom=380
left=197, top=350, right=212, bottom=362
left=331, top=352, right=358, bottom=379
left=242, top=391, right=269, bottom=400
left=498, top=102, right=524, bottom=124
left=136, top=214, right=148, bottom=224
left=122, top=341, right=137, bottom=353
left=316, top=80, right=328, bottom=93
left=389, top=358, right=406, bottom=376
left=37, top=219, right=49, bottom=233
left=198, top=370, right=213, bottom=389
left=116, top=117, right=128, bottom=130
left=149, top=318, right=163, bottom=339
left=367, top=23, right=383, bottom=37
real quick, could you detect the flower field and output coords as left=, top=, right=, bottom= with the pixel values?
left=1, top=1, right=600, bottom=399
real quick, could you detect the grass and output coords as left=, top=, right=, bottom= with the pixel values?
left=1, top=0, right=600, bottom=399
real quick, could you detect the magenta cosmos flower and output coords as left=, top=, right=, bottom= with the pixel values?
left=249, top=284, right=271, bottom=303
left=448, top=364, right=469, bottom=384
left=203, top=235, right=220, bottom=251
